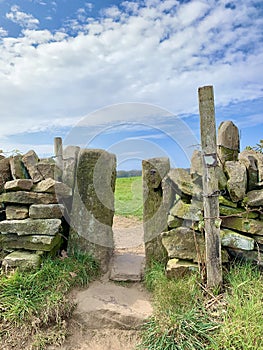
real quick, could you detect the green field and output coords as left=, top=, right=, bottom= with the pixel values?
left=114, top=176, right=143, bottom=219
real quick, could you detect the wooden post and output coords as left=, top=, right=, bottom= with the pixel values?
left=54, top=137, right=63, bottom=180
left=198, top=86, right=222, bottom=289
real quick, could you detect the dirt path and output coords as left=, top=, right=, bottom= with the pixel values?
left=48, top=216, right=151, bottom=350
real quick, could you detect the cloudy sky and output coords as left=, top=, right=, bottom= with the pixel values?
left=0, top=0, right=262, bottom=169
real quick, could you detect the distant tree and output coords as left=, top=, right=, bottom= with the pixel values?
left=245, top=139, right=263, bottom=154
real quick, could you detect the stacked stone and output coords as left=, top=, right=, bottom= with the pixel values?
left=154, top=121, right=263, bottom=278
left=0, top=150, right=71, bottom=270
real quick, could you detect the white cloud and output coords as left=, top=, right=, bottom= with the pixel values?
left=6, top=5, right=39, bottom=29
left=0, top=27, right=8, bottom=37
left=0, top=0, right=262, bottom=143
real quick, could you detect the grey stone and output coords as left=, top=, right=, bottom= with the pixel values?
left=73, top=281, right=153, bottom=330
left=220, top=229, right=254, bottom=250
left=37, top=158, right=62, bottom=180
left=9, top=155, right=29, bottom=179
left=190, top=150, right=203, bottom=177
left=221, top=217, right=263, bottom=236
left=217, top=121, right=240, bottom=164
left=239, top=150, right=259, bottom=191
left=6, top=205, right=29, bottom=220
left=167, top=215, right=183, bottom=229
left=166, top=258, right=199, bottom=278
left=0, top=191, right=57, bottom=204
left=4, top=179, right=33, bottom=192
left=2, top=233, right=62, bottom=251
left=32, top=178, right=72, bottom=197
left=168, top=168, right=193, bottom=196
left=0, top=218, right=61, bottom=236
left=245, top=189, right=263, bottom=207
left=2, top=251, right=41, bottom=271
left=29, top=204, right=64, bottom=219
left=62, top=146, right=80, bottom=189
left=219, top=196, right=238, bottom=208
left=69, top=149, right=116, bottom=272
left=219, top=205, right=259, bottom=219
left=227, top=248, right=263, bottom=266
left=22, top=150, right=44, bottom=183
left=142, top=157, right=171, bottom=265
left=170, top=200, right=202, bottom=222
left=161, top=227, right=205, bottom=261
left=110, top=253, right=145, bottom=282
left=0, top=157, right=11, bottom=193
left=224, top=161, right=247, bottom=202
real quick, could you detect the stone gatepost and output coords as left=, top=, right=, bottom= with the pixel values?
left=68, top=149, right=116, bottom=272
left=217, top=121, right=240, bottom=165
left=142, top=157, right=172, bottom=265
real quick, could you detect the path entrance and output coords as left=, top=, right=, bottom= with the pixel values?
left=110, top=215, right=145, bottom=282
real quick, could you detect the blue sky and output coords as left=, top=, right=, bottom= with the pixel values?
left=0, top=0, right=262, bottom=170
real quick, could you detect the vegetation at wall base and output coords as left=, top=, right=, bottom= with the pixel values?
left=139, top=261, right=263, bottom=350
left=115, top=176, right=143, bottom=219
left=0, top=251, right=99, bottom=350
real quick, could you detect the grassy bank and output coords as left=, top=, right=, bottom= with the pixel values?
left=0, top=252, right=99, bottom=350
left=115, top=176, right=143, bottom=219
left=139, top=261, right=263, bottom=350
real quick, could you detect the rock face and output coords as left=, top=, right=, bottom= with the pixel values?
left=2, top=234, right=62, bottom=251
left=22, top=150, right=44, bottom=183
left=6, top=205, right=29, bottom=220
left=217, top=121, right=240, bottom=164
left=10, top=155, right=29, bottom=179
left=224, top=161, right=247, bottom=202
left=32, top=178, right=72, bottom=197
left=69, top=149, right=116, bottom=273
left=166, top=258, right=199, bottom=278
left=0, top=218, right=62, bottom=236
left=0, top=157, right=11, bottom=193
left=142, top=157, right=171, bottom=265
left=221, top=229, right=254, bottom=250
left=161, top=227, right=205, bottom=261
left=4, top=179, right=33, bottom=192
left=29, top=204, right=64, bottom=219
left=239, top=150, right=259, bottom=191
left=2, top=251, right=41, bottom=271
left=0, top=191, right=57, bottom=205
left=245, top=190, right=263, bottom=207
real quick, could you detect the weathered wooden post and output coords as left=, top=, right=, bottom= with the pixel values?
left=198, top=85, right=222, bottom=289
left=54, top=137, right=63, bottom=181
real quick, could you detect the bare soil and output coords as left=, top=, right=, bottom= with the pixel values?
left=48, top=216, right=150, bottom=350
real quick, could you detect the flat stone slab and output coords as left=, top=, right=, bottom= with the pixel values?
left=6, top=205, right=29, bottom=220
left=0, top=218, right=61, bottom=236
left=110, top=253, right=145, bottom=282
left=2, top=251, right=41, bottom=271
left=0, top=191, right=58, bottom=204
left=4, top=179, right=33, bottom=191
left=2, top=233, right=62, bottom=251
left=29, top=204, right=65, bottom=219
left=73, top=280, right=152, bottom=330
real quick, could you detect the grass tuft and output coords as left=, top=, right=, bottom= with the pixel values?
left=139, top=262, right=218, bottom=350
left=139, top=261, right=263, bottom=350
left=0, top=251, right=99, bottom=349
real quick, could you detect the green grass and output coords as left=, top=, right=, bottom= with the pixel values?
left=115, top=176, right=143, bottom=219
left=0, top=251, right=99, bottom=349
left=139, top=262, right=218, bottom=350
left=139, top=261, right=263, bottom=350
left=211, top=262, right=263, bottom=350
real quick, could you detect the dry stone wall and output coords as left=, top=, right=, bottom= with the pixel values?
left=144, top=121, right=263, bottom=277
left=0, top=146, right=116, bottom=273
left=0, top=151, right=68, bottom=270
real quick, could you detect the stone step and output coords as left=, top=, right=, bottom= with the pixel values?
left=72, top=280, right=152, bottom=330
left=110, top=253, right=145, bottom=282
